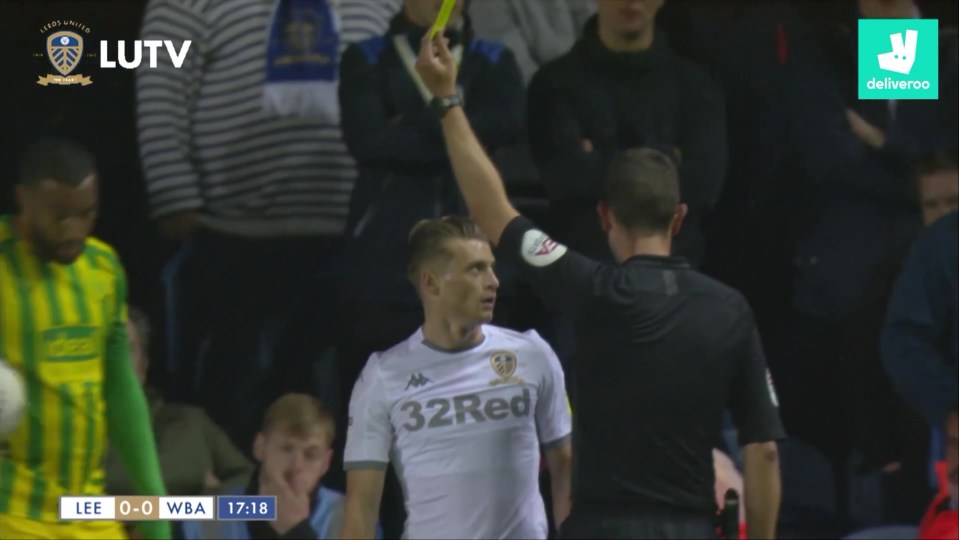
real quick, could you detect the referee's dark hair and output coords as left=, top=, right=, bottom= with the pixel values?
left=18, top=137, right=97, bottom=187
left=601, top=147, right=680, bottom=233
left=407, top=216, right=489, bottom=287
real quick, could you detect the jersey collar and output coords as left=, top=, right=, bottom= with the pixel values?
left=623, top=254, right=690, bottom=268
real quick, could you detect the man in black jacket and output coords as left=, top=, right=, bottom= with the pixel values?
left=335, top=1, right=525, bottom=536
left=527, top=0, right=726, bottom=266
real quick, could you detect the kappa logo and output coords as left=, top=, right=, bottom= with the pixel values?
left=520, top=230, right=568, bottom=268
left=405, top=372, right=431, bottom=390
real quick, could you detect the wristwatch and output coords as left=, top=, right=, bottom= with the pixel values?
left=430, top=91, right=464, bottom=119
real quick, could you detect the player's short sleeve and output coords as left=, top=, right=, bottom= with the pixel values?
left=344, top=356, right=393, bottom=470
left=728, top=316, right=787, bottom=445
left=527, top=331, right=573, bottom=448
left=91, top=242, right=128, bottom=324
left=495, top=215, right=605, bottom=314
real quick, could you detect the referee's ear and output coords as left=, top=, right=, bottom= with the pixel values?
left=670, top=203, right=689, bottom=238
left=597, top=201, right=613, bottom=233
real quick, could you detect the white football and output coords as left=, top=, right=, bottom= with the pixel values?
left=0, top=360, right=26, bottom=439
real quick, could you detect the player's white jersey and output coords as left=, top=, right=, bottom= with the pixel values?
left=344, top=325, right=572, bottom=540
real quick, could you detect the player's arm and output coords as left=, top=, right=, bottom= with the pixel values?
left=102, top=262, right=171, bottom=540
left=415, top=32, right=518, bottom=246
left=341, top=356, right=392, bottom=540
left=727, top=313, right=785, bottom=540
left=341, top=469, right=386, bottom=540
left=530, top=331, right=574, bottom=528
left=545, top=441, right=573, bottom=528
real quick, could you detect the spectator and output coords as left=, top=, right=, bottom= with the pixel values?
left=468, top=0, right=595, bottom=195
left=135, top=0, right=401, bottom=455
left=768, top=1, right=949, bottom=509
left=469, top=0, right=594, bottom=84
left=656, top=0, right=808, bottom=339
left=336, top=3, right=524, bottom=536
left=182, top=394, right=346, bottom=540
left=843, top=149, right=958, bottom=524
left=337, top=0, right=525, bottom=328
left=105, top=307, right=254, bottom=497
left=527, top=0, right=726, bottom=266
left=882, top=209, right=959, bottom=427
left=786, top=0, right=948, bottom=326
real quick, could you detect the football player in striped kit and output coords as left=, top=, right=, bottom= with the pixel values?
left=0, top=138, right=168, bottom=540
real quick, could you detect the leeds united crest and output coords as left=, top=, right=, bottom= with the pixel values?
left=37, top=21, right=93, bottom=86
left=489, top=351, right=523, bottom=386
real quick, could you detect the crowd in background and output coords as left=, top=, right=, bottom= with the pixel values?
left=1, top=0, right=958, bottom=538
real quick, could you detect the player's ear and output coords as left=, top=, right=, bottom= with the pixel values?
left=422, top=269, right=440, bottom=296
left=253, top=433, right=266, bottom=462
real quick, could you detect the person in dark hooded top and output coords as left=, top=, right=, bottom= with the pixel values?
left=527, top=0, right=726, bottom=267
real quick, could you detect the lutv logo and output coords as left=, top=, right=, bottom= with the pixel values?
left=858, top=19, right=938, bottom=100
left=36, top=20, right=191, bottom=87
left=100, top=40, right=191, bottom=69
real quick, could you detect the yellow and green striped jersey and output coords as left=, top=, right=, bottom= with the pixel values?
left=0, top=214, right=127, bottom=522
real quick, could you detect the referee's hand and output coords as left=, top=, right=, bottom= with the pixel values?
left=416, top=31, right=457, bottom=98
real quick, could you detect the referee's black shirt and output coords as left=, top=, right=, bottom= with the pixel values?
left=497, top=216, right=786, bottom=516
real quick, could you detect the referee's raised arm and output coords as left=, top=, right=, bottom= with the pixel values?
left=414, top=31, right=518, bottom=246
left=414, top=32, right=602, bottom=314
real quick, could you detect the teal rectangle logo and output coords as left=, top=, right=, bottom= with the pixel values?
left=858, top=19, right=938, bottom=100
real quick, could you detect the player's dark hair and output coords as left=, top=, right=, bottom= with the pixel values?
left=262, top=393, right=336, bottom=445
left=601, top=147, right=680, bottom=233
left=18, top=137, right=97, bottom=187
left=913, top=147, right=959, bottom=182
left=407, top=216, right=488, bottom=286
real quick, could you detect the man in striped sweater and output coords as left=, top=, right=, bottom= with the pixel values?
left=135, top=0, right=402, bottom=461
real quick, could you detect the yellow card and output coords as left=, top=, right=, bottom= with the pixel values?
left=429, top=0, right=457, bottom=40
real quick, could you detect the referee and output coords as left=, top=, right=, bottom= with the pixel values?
left=414, top=33, right=784, bottom=539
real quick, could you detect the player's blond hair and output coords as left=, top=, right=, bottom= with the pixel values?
left=407, top=216, right=488, bottom=286
left=261, top=393, right=335, bottom=445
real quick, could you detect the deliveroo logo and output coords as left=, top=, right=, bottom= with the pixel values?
left=858, top=19, right=938, bottom=100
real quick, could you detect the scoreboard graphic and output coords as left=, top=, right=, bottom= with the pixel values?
left=59, top=495, right=276, bottom=521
